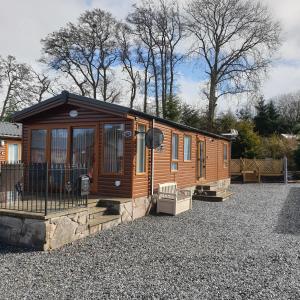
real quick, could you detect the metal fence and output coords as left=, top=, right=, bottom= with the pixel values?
left=0, top=162, right=89, bottom=215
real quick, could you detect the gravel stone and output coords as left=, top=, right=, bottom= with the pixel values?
left=0, top=183, right=300, bottom=299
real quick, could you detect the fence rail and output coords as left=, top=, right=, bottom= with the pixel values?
left=0, top=162, right=89, bottom=215
left=230, top=158, right=283, bottom=176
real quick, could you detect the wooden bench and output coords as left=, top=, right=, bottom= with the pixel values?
left=157, top=182, right=192, bottom=216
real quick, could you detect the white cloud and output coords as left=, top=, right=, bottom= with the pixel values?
left=1, top=0, right=300, bottom=109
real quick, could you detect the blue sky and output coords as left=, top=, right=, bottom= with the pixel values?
left=0, top=0, right=300, bottom=112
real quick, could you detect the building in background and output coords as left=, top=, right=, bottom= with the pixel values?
left=0, top=122, right=22, bottom=163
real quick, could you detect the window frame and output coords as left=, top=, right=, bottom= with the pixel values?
left=171, top=132, right=179, bottom=172
left=223, top=143, right=229, bottom=168
left=136, top=123, right=147, bottom=175
left=30, top=128, right=48, bottom=163
left=101, top=122, right=125, bottom=176
left=183, top=135, right=192, bottom=162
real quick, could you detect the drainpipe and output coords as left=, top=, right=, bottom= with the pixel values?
left=151, top=119, right=155, bottom=196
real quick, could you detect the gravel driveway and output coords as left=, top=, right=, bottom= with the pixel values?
left=0, top=184, right=300, bottom=300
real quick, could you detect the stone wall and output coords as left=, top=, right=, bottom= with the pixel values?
left=0, top=216, right=46, bottom=249
left=45, top=210, right=91, bottom=250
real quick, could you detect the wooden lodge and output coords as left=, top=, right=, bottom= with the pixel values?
left=0, top=91, right=231, bottom=250
left=13, top=91, right=231, bottom=200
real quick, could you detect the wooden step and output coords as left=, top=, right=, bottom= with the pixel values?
left=88, top=207, right=108, bottom=219
left=88, top=215, right=121, bottom=229
left=193, top=191, right=233, bottom=202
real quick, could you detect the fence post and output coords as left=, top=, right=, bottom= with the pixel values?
left=45, top=162, right=49, bottom=216
left=283, top=156, right=288, bottom=185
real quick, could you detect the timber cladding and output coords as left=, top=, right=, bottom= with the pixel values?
left=16, top=92, right=230, bottom=199
left=132, top=120, right=230, bottom=198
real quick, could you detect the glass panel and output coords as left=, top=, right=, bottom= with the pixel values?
left=136, top=124, right=146, bottom=173
left=184, top=136, right=191, bottom=160
left=199, top=141, right=205, bottom=178
left=8, top=144, right=19, bottom=162
left=224, top=144, right=228, bottom=161
left=72, top=128, right=95, bottom=178
left=172, top=134, right=178, bottom=160
left=51, top=129, right=68, bottom=164
left=31, top=129, right=47, bottom=163
left=171, top=162, right=178, bottom=171
left=103, top=124, right=124, bottom=174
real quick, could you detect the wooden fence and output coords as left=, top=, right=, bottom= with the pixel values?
left=231, top=158, right=283, bottom=177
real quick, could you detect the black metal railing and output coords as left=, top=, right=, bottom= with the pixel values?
left=0, top=162, right=89, bottom=215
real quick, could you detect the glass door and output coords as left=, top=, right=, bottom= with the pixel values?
left=50, top=129, right=68, bottom=191
left=72, top=128, right=95, bottom=184
left=197, top=140, right=206, bottom=179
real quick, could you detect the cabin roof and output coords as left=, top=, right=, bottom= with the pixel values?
left=13, top=91, right=230, bottom=141
left=0, top=122, right=22, bottom=139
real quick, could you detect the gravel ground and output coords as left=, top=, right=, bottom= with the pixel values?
left=0, top=184, right=300, bottom=300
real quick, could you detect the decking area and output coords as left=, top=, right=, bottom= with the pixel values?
left=0, top=183, right=299, bottom=299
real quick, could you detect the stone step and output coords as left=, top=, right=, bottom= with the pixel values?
left=87, top=198, right=100, bottom=208
left=194, top=189, right=227, bottom=197
left=88, top=207, right=108, bottom=219
left=195, top=184, right=218, bottom=191
left=88, top=215, right=121, bottom=231
left=193, top=191, right=233, bottom=202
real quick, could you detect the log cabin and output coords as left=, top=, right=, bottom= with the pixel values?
left=13, top=91, right=231, bottom=201
left=0, top=91, right=232, bottom=250
left=0, top=122, right=22, bottom=164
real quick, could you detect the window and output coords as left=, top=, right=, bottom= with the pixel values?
left=51, top=129, right=68, bottom=164
left=8, top=144, right=19, bottom=162
left=103, top=124, right=124, bottom=174
left=184, top=136, right=192, bottom=161
left=224, top=143, right=228, bottom=167
left=31, top=129, right=47, bottom=163
left=171, top=133, right=179, bottom=171
left=136, top=124, right=146, bottom=173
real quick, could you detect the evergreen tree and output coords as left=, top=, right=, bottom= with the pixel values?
left=181, top=104, right=207, bottom=129
left=267, top=101, right=280, bottom=134
left=164, top=95, right=182, bottom=122
left=254, top=98, right=270, bottom=136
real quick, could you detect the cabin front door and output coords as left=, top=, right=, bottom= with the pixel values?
left=49, top=126, right=97, bottom=193
left=71, top=127, right=96, bottom=193
left=197, top=140, right=206, bottom=179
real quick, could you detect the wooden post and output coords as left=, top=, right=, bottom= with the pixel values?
left=283, top=156, right=288, bottom=184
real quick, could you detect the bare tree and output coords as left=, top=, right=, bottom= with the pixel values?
left=41, top=9, right=121, bottom=102
left=185, top=0, right=281, bottom=130
left=127, top=0, right=184, bottom=117
left=0, top=56, right=34, bottom=120
left=118, top=24, right=141, bottom=108
left=137, top=45, right=153, bottom=113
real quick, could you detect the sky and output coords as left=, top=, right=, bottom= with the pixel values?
left=0, top=0, right=300, bottom=112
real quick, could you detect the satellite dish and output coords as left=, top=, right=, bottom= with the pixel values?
left=145, top=128, right=164, bottom=149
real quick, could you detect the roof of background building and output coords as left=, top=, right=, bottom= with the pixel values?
left=0, top=122, right=22, bottom=139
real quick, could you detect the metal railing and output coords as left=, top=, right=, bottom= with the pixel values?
left=0, top=162, right=89, bottom=215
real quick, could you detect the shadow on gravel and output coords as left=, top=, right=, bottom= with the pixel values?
left=0, top=242, right=34, bottom=254
left=276, top=187, right=300, bottom=235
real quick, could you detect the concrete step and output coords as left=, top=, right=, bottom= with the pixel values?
left=193, top=191, right=233, bottom=202
left=88, top=207, right=108, bottom=219
left=88, top=215, right=121, bottom=229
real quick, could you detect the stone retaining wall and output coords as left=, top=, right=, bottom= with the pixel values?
left=0, top=178, right=230, bottom=250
